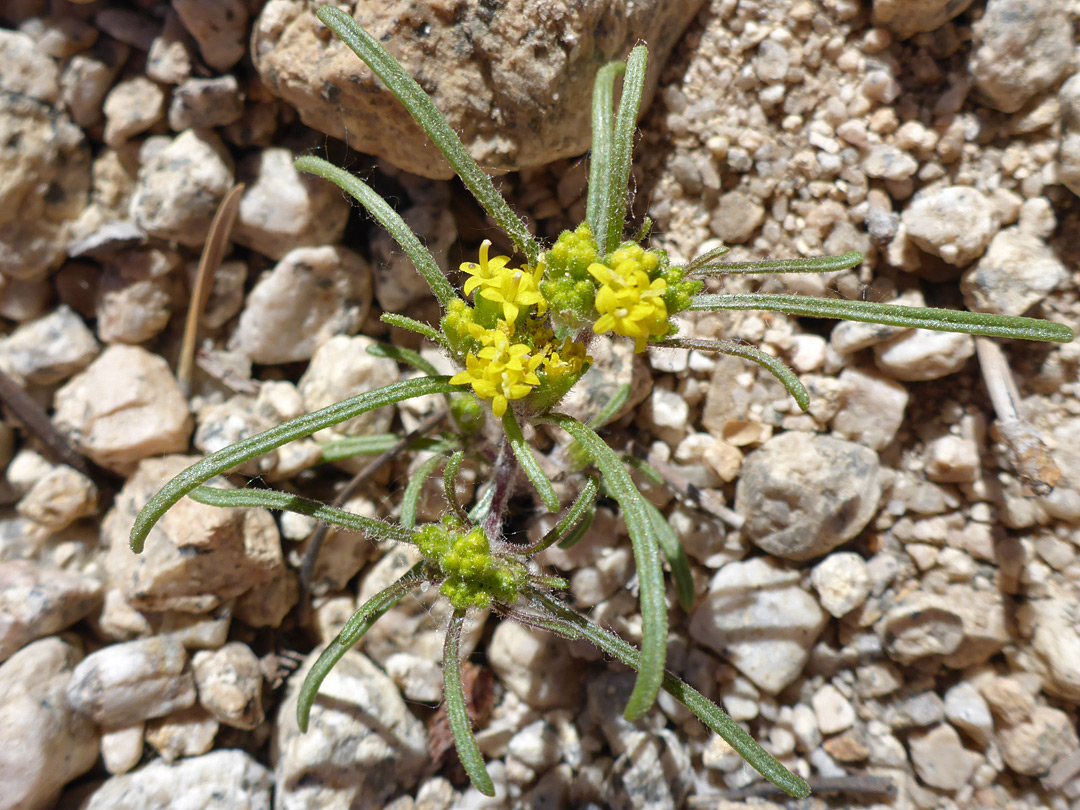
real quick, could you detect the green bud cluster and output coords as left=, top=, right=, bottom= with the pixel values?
left=415, top=523, right=528, bottom=609
left=540, top=224, right=604, bottom=333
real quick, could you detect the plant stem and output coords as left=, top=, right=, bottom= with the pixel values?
left=482, top=436, right=518, bottom=541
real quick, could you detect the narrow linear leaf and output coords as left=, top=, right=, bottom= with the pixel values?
left=588, top=382, right=631, bottom=429
left=684, top=242, right=731, bottom=271
left=502, top=410, right=559, bottom=513
left=381, top=312, right=447, bottom=347
left=532, top=592, right=811, bottom=800
left=401, top=452, right=446, bottom=530
left=540, top=413, right=666, bottom=720
left=444, top=610, right=495, bottom=796
left=660, top=336, right=810, bottom=412
left=298, top=564, right=424, bottom=732
left=320, top=433, right=399, bottom=459
left=586, top=61, right=625, bottom=243
left=315, top=6, right=538, bottom=264
left=689, top=251, right=863, bottom=276
left=129, top=376, right=456, bottom=552
left=527, top=475, right=600, bottom=554
left=367, top=343, right=440, bottom=378
left=691, top=293, right=1075, bottom=343
left=557, top=507, right=594, bottom=550
left=443, top=449, right=469, bottom=522
left=468, top=480, right=496, bottom=525
left=643, top=500, right=695, bottom=612
left=603, top=45, right=648, bottom=255
left=190, top=486, right=415, bottom=544
left=295, top=155, right=455, bottom=307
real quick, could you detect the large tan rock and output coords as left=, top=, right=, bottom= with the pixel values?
left=251, top=0, right=705, bottom=178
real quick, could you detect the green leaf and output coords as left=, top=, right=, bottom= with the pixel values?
left=540, top=413, right=666, bottom=720
left=557, top=507, right=594, bottom=550
left=443, top=610, right=495, bottom=796
left=689, top=250, right=863, bottom=276
left=401, top=452, right=446, bottom=530
left=189, top=485, right=414, bottom=544
left=502, top=410, right=559, bottom=513
left=443, top=449, right=469, bottom=522
left=586, top=61, right=625, bottom=245
left=129, top=376, right=456, bottom=552
left=297, top=564, right=424, bottom=732
left=367, top=343, right=440, bottom=378
left=320, top=434, right=454, bottom=464
left=643, top=500, right=695, bottom=612
left=381, top=312, right=447, bottom=347
left=531, top=592, right=810, bottom=800
left=659, top=336, right=810, bottom=412
left=314, top=6, right=539, bottom=265
left=526, top=475, right=600, bottom=554
left=603, top=45, right=648, bottom=255
left=691, top=293, right=1075, bottom=343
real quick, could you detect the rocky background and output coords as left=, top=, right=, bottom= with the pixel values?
left=1, top=1, right=1080, bottom=809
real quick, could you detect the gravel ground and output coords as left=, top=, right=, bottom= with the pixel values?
left=1, top=2, right=1080, bottom=810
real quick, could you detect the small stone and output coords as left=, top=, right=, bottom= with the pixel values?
left=882, top=690, right=945, bottom=730
left=507, top=720, right=561, bottom=771
left=233, top=148, right=350, bottom=260
left=961, top=228, right=1067, bottom=316
left=102, top=76, right=165, bottom=146
left=690, top=557, right=827, bottom=694
left=0, top=560, right=101, bottom=664
left=1059, top=75, right=1080, bottom=197
left=901, top=185, right=996, bottom=266
left=16, top=465, right=97, bottom=531
left=811, top=552, right=871, bottom=617
left=924, top=435, right=980, bottom=483
left=0, top=638, right=99, bottom=810
left=0, top=305, right=99, bottom=385
left=173, top=0, right=249, bottom=71
left=298, top=335, right=402, bottom=441
left=168, top=75, right=244, bottom=130
left=556, top=335, right=651, bottom=426
left=275, top=645, right=427, bottom=809
left=881, top=592, right=964, bottom=665
left=53, top=345, right=192, bottom=474
left=66, top=636, right=197, bottom=728
left=145, top=705, right=219, bottom=762
left=862, top=144, right=918, bottom=180
left=997, top=706, right=1079, bottom=775
left=0, top=29, right=59, bottom=103
left=754, top=39, right=789, bottom=83
left=489, top=621, right=583, bottom=709
left=192, top=642, right=264, bottom=729
left=1022, top=589, right=1080, bottom=701
left=129, top=130, right=235, bottom=247
left=644, top=386, right=690, bottom=446
left=831, top=367, right=909, bottom=450
left=908, top=723, right=981, bottom=791
left=872, top=0, right=974, bottom=39
left=736, top=432, right=882, bottom=560
left=82, top=749, right=272, bottom=810
left=229, top=246, right=370, bottom=364
left=823, top=725, right=871, bottom=762
left=101, top=455, right=284, bottom=613
left=944, top=681, right=993, bottom=748
left=873, top=329, right=975, bottom=382
left=0, top=93, right=91, bottom=280
left=60, top=40, right=129, bottom=128
left=812, top=684, right=856, bottom=734
left=100, top=724, right=145, bottom=775
left=146, top=10, right=194, bottom=84
left=969, top=0, right=1073, bottom=113
left=711, top=190, right=765, bottom=243
left=95, top=274, right=172, bottom=344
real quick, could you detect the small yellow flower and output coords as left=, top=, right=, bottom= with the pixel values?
left=588, top=262, right=669, bottom=352
left=449, top=323, right=544, bottom=417
left=541, top=338, right=589, bottom=380
left=460, top=240, right=546, bottom=326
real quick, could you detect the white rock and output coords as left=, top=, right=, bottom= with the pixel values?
left=831, top=367, right=908, bottom=450
left=507, top=720, right=561, bottom=770
left=0, top=30, right=59, bottom=102
left=146, top=705, right=219, bottom=762
left=102, top=455, right=284, bottom=613
left=996, top=705, right=1079, bottom=775
left=902, top=186, right=996, bottom=266
left=53, top=345, right=192, bottom=474
left=275, top=645, right=427, bottom=809
left=811, top=552, right=871, bottom=617
left=229, top=246, right=371, bottom=364
left=192, top=642, right=264, bottom=729
left=102, top=76, right=165, bottom=146
left=298, top=335, right=401, bottom=441
left=16, top=465, right=97, bottom=531
left=943, top=681, right=993, bottom=748
left=690, top=557, right=828, bottom=693
left=489, top=621, right=584, bottom=709
left=872, top=0, right=974, bottom=39
left=233, top=148, right=350, bottom=260
left=862, top=144, right=918, bottom=180
left=812, top=684, right=856, bottom=734
left=168, top=75, right=244, bottom=130
left=1021, top=588, right=1080, bottom=701
left=173, top=0, right=250, bottom=71
left=0, top=638, right=99, bottom=810
left=873, top=329, right=975, bottom=382
left=83, top=749, right=272, bottom=810
left=0, top=560, right=102, bottom=663
left=67, top=636, right=196, bottom=728
left=100, top=724, right=145, bottom=775
left=908, top=723, right=981, bottom=791
left=961, top=227, right=1067, bottom=316
left=0, top=305, right=98, bottom=385
left=924, top=435, right=980, bottom=483
left=129, top=130, right=235, bottom=247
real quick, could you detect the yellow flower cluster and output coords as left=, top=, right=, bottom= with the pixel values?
left=450, top=323, right=543, bottom=417
left=460, top=240, right=545, bottom=326
left=588, top=248, right=669, bottom=352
